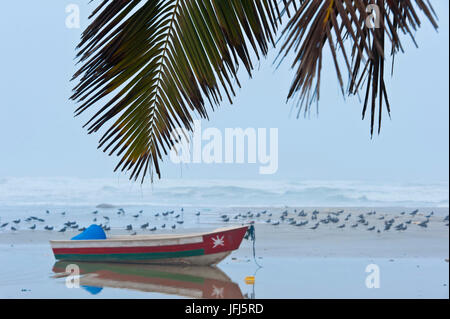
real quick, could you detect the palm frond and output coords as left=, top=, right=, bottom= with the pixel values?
left=278, top=0, right=438, bottom=135
left=71, top=0, right=279, bottom=182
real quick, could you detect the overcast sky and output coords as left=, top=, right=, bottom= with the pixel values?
left=0, top=1, right=448, bottom=184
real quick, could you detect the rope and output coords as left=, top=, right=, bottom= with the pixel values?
left=244, top=225, right=262, bottom=269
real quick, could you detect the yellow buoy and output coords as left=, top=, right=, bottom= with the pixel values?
left=244, top=276, right=255, bottom=285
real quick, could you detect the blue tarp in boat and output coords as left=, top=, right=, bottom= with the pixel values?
left=71, top=224, right=106, bottom=240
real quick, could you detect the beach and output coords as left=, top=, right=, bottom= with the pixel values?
left=0, top=205, right=448, bottom=299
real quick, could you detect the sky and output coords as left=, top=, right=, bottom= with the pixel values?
left=0, top=1, right=448, bottom=184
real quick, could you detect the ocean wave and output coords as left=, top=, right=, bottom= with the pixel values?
left=0, top=177, right=447, bottom=208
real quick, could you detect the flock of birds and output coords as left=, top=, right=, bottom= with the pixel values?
left=0, top=207, right=448, bottom=235
left=217, top=208, right=449, bottom=233
left=0, top=207, right=193, bottom=235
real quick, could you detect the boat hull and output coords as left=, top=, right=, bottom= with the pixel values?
left=50, top=225, right=248, bottom=266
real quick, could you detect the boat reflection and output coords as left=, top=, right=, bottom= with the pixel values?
left=52, top=261, right=244, bottom=299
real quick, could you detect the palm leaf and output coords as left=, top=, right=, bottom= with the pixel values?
left=278, top=0, right=438, bottom=135
left=71, top=0, right=279, bottom=182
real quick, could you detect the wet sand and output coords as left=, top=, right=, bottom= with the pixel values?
left=0, top=207, right=448, bottom=298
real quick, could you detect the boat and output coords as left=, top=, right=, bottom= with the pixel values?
left=52, top=261, right=244, bottom=299
left=50, top=225, right=249, bottom=266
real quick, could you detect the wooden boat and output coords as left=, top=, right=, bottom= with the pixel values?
left=52, top=261, right=244, bottom=299
left=50, top=225, right=249, bottom=266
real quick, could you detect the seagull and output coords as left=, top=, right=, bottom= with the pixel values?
left=61, top=212, right=66, bottom=216
left=139, top=210, right=143, bottom=214
left=141, top=223, right=149, bottom=229
left=272, top=221, right=280, bottom=226
left=425, top=212, right=434, bottom=218
left=195, top=212, right=201, bottom=216
left=126, top=224, right=133, bottom=231
left=405, top=220, right=412, bottom=224
left=103, top=216, right=110, bottom=221
left=161, top=224, right=166, bottom=228
left=78, top=227, right=86, bottom=232
left=58, top=227, right=66, bottom=232
left=418, top=220, right=429, bottom=228
left=171, top=224, right=176, bottom=229
left=410, top=209, right=419, bottom=216
left=46, top=210, right=50, bottom=214
left=149, top=227, right=157, bottom=231
left=223, top=217, right=230, bottom=222
left=337, top=224, right=346, bottom=229
left=92, top=211, right=98, bottom=215
left=1, top=223, right=9, bottom=228
left=131, top=232, right=137, bottom=236
left=265, top=219, right=271, bottom=223
left=11, top=226, right=17, bottom=231
left=367, top=226, right=375, bottom=231
left=132, top=214, right=139, bottom=218
left=221, top=214, right=228, bottom=219
left=13, top=219, right=20, bottom=224
left=176, top=221, right=184, bottom=224
left=175, top=214, right=180, bottom=219
left=155, top=213, right=160, bottom=217
left=93, top=218, right=97, bottom=222
left=44, top=226, right=54, bottom=231
left=351, top=224, right=358, bottom=228
left=310, top=223, right=319, bottom=230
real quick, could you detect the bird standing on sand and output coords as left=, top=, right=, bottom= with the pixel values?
left=58, top=227, right=66, bottom=232
left=410, top=209, right=419, bottom=216
left=177, top=221, right=184, bottom=224
left=29, top=224, right=36, bottom=230
left=418, top=220, right=429, bottom=228
left=195, top=212, right=201, bottom=216
left=171, top=224, right=176, bottom=229
left=11, top=227, right=17, bottom=231
left=272, top=221, right=280, bottom=226
left=150, top=227, right=157, bottom=231
left=338, top=224, right=345, bottom=229
left=141, top=223, right=149, bottom=229
left=310, top=224, right=319, bottom=230
left=367, top=226, right=375, bottom=231
left=13, top=219, right=20, bottom=224
left=126, top=224, right=133, bottom=231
